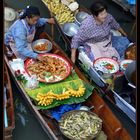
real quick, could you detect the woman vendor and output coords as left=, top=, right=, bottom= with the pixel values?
left=71, top=0, right=130, bottom=63
left=4, top=6, right=55, bottom=61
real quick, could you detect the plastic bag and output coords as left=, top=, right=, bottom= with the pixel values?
left=25, top=75, right=39, bottom=90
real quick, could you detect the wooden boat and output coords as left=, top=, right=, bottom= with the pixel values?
left=40, top=0, right=136, bottom=123
left=4, top=63, right=15, bottom=140
left=4, top=32, right=131, bottom=140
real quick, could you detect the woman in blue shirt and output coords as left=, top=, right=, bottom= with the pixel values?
left=4, top=6, right=55, bottom=61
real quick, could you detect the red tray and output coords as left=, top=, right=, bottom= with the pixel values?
left=24, top=53, right=72, bottom=83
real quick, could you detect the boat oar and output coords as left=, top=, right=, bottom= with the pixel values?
left=50, top=6, right=54, bottom=42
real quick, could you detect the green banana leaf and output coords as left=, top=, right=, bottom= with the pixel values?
left=24, top=72, right=94, bottom=109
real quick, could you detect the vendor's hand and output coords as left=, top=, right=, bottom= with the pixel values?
left=36, top=55, right=46, bottom=61
left=118, top=27, right=127, bottom=37
left=71, top=57, right=76, bottom=64
left=122, top=32, right=127, bottom=37
left=47, top=18, right=55, bottom=24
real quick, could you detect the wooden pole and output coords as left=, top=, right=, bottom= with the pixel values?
left=130, top=20, right=136, bottom=37
left=50, top=12, right=54, bottom=42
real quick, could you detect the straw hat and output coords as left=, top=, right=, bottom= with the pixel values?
left=4, top=7, right=16, bottom=21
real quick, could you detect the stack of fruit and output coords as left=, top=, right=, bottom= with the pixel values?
left=42, top=0, right=75, bottom=24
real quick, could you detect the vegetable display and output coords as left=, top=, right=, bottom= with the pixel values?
left=102, top=62, right=115, bottom=71
left=120, top=59, right=133, bottom=71
left=122, top=63, right=129, bottom=68
left=94, top=57, right=119, bottom=74
left=59, top=110, right=102, bottom=140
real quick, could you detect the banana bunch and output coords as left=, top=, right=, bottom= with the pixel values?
left=42, top=0, right=59, bottom=4
left=56, top=91, right=70, bottom=100
left=56, top=12, right=74, bottom=24
left=36, top=93, right=53, bottom=106
left=44, top=0, right=69, bottom=15
left=35, top=86, right=86, bottom=106
left=43, top=90, right=58, bottom=99
left=67, top=86, right=85, bottom=97
left=42, top=0, right=75, bottom=24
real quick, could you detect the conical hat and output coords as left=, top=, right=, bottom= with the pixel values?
left=5, top=7, right=16, bottom=21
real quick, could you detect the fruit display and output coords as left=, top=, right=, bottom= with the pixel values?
left=42, top=0, right=75, bottom=24
left=35, top=86, right=85, bottom=106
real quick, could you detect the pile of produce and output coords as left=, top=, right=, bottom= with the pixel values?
left=36, top=86, right=85, bottom=106
left=34, top=42, right=48, bottom=51
left=42, top=0, right=75, bottom=24
left=25, top=73, right=94, bottom=109
left=59, top=111, right=102, bottom=140
left=26, top=55, right=68, bottom=82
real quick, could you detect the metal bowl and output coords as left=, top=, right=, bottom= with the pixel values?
left=32, top=39, right=52, bottom=54
left=75, top=11, right=89, bottom=25
left=62, top=23, right=80, bottom=37
left=120, top=59, right=133, bottom=71
left=80, top=105, right=94, bottom=111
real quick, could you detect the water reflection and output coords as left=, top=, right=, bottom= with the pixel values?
left=14, top=99, right=28, bottom=126
left=11, top=77, right=50, bottom=140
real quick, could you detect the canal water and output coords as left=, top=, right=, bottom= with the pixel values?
left=5, top=0, right=136, bottom=139
left=11, top=77, right=50, bottom=140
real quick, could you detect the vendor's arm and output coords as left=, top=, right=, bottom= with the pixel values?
left=71, top=48, right=76, bottom=64
left=109, top=14, right=127, bottom=36
left=14, top=27, right=38, bottom=59
left=117, top=27, right=127, bottom=37
left=71, top=33, right=86, bottom=63
left=71, top=35, right=79, bottom=64
left=36, top=18, right=55, bottom=26
left=71, top=21, right=90, bottom=63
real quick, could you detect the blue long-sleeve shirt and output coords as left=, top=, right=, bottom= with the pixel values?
left=4, top=18, right=48, bottom=59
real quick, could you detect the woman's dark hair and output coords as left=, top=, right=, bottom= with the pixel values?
left=90, top=0, right=108, bottom=16
left=19, top=6, right=40, bottom=19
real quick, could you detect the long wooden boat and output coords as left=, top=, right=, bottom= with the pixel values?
left=41, top=0, right=136, bottom=123
left=4, top=32, right=131, bottom=140
left=4, top=63, right=15, bottom=140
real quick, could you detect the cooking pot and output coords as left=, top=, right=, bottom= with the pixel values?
left=124, top=61, right=136, bottom=88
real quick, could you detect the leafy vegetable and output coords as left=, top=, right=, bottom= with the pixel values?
left=59, top=111, right=102, bottom=140
left=122, top=63, right=129, bottom=68
left=102, top=62, right=115, bottom=70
